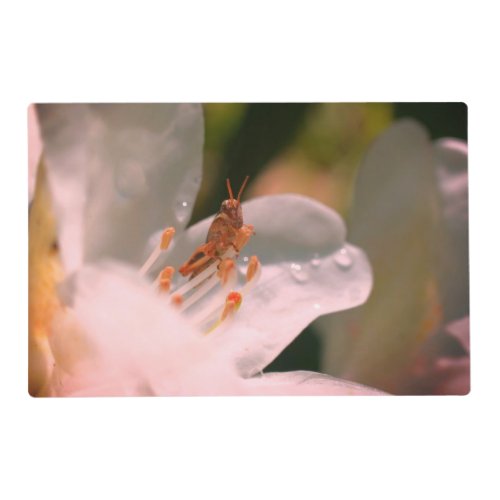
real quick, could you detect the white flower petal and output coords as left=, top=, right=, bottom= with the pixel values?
left=318, top=119, right=443, bottom=389
left=28, top=104, right=42, bottom=203
left=348, top=119, right=438, bottom=248
left=161, top=194, right=372, bottom=377
left=36, top=104, right=204, bottom=274
left=51, top=263, right=241, bottom=396
left=434, top=138, right=469, bottom=322
left=434, top=138, right=468, bottom=227
left=444, top=316, right=469, bottom=354
left=242, top=371, right=387, bottom=395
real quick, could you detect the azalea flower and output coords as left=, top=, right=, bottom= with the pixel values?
left=29, top=103, right=385, bottom=396
left=316, top=119, right=469, bottom=394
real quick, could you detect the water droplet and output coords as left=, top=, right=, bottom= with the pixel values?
left=237, top=255, right=250, bottom=275
left=310, top=253, right=321, bottom=268
left=173, top=170, right=201, bottom=224
left=290, top=262, right=309, bottom=283
left=333, top=247, right=352, bottom=270
left=259, top=287, right=276, bottom=302
left=313, top=303, right=321, bottom=310
left=174, top=200, right=191, bottom=223
left=115, top=161, right=148, bottom=198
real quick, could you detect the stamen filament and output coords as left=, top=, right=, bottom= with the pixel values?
left=141, top=223, right=258, bottom=336
left=220, top=291, right=242, bottom=321
left=188, top=255, right=260, bottom=330
left=188, top=267, right=238, bottom=327
left=246, top=255, right=260, bottom=282
left=171, top=293, right=183, bottom=307
left=178, top=272, right=220, bottom=312
left=204, top=291, right=243, bottom=334
left=139, top=227, right=175, bottom=277
left=173, top=248, right=236, bottom=298
left=218, top=258, right=236, bottom=285
left=157, top=266, right=175, bottom=293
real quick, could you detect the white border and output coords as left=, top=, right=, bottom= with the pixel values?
left=3, top=1, right=498, bottom=499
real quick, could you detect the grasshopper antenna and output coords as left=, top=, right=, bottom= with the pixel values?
left=237, top=175, right=250, bottom=203
left=226, top=178, right=234, bottom=201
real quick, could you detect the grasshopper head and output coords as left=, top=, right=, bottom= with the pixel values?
left=219, top=176, right=249, bottom=228
left=219, top=198, right=243, bottom=228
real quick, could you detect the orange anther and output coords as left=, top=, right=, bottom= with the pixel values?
left=159, top=266, right=175, bottom=280
left=160, top=227, right=176, bottom=250
left=220, top=291, right=242, bottom=322
left=158, top=266, right=175, bottom=293
left=226, top=291, right=242, bottom=305
left=246, top=255, right=260, bottom=282
left=171, top=293, right=183, bottom=307
left=217, top=258, right=236, bottom=285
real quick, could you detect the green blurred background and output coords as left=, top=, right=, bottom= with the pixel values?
left=189, top=103, right=467, bottom=389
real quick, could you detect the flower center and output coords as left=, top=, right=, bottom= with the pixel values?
left=139, top=226, right=260, bottom=333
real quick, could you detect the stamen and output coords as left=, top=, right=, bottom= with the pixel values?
left=181, top=253, right=260, bottom=331
left=239, top=255, right=262, bottom=297
left=139, top=227, right=175, bottom=277
left=171, top=293, right=183, bottom=307
left=246, top=255, right=260, bottom=282
left=188, top=261, right=238, bottom=327
left=160, top=227, right=175, bottom=250
left=195, top=255, right=261, bottom=332
left=140, top=217, right=258, bottom=335
left=218, top=258, right=236, bottom=285
left=220, top=291, right=242, bottom=321
left=204, top=291, right=243, bottom=334
left=178, top=272, right=220, bottom=312
left=173, top=248, right=235, bottom=298
left=158, top=266, right=175, bottom=293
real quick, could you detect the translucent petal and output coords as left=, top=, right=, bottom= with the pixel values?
left=433, top=139, right=468, bottom=237
left=318, top=119, right=443, bottom=390
left=444, top=316, right=470, bottom=353
left=36, top=104, right=204, bottom=274
left=434, top=138, right=469, bottom=322
left=28, top=104, right=42, bottom=203
left=50, top=263, right=241, bottom=396
left=161, top=194, right=373, bottom=377
left=241, top=371, right=387, bottom=395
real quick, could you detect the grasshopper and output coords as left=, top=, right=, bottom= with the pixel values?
left=179, top=176, right=254, bottom=280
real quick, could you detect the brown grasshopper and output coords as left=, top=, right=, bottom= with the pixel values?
left=179, top=176, right=254, bottom=280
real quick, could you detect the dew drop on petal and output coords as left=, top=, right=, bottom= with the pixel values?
left=290, top=262, right=309, bottom=283
left=174, top=200, right=191, bottom=223
left=259, top=287, right=276, bottom=302
left=333, top=247, right=352, bottom=270
left=237, top=254, right=250, bottom=275
left=310, top=253, right=321, bottom=268
left=115, top=161, right=148, bottom=198
left=313, top=303, right=321, bottom=310
left=173, top=171, right=202, bottom=224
